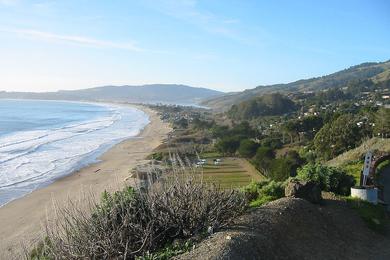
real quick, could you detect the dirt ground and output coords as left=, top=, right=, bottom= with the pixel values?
left=177, top=197, right=390, bottom=260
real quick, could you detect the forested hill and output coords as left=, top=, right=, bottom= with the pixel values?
left=0, top=84, right=223, bottom=105
left=228, top=93, right=297, bottom=120
left=202, top=60, right=390, bottom=111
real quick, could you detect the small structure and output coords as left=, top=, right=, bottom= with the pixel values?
left=351, top=151, right=378, bottom=204
left=351, top=187, right=378, bottom=204
left=352, top=151, right=390, bottom=205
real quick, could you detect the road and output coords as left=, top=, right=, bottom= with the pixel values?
left=378, top=164, right=390, bottom=211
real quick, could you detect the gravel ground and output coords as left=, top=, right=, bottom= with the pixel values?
left=177, top=197, right=390, bottom=260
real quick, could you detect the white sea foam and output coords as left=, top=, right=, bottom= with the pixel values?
left=0, top=103, right=149, bottom=206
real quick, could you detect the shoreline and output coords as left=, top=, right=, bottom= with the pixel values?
left=0, top=104, right=171, bottom=257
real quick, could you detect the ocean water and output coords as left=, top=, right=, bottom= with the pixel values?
left=0, top=99, right=149, bottom=206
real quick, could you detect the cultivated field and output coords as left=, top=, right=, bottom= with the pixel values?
left=198, top=154, right=265, bottom=188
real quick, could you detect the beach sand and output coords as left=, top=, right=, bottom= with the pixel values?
left=0, top=105, right=171, bottom=258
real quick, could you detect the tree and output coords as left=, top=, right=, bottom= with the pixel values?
left=260, top=137, right=282, bottom=150
left=175, top=118, right=188, bottom=129
left=215, top=136, right=241, bottom=155
left=252, top=146, right=275, bottom=177
left=374, top=108, right=390, bottom=139
left=282, top=120, right=299, bottom=143
left=314, top=114, right=366, bottom=160
left=231, top=121, right=257, bottom=139
left=238, top=139, right=259, bottom=158
left=269, top=158, right=293, bottom=181
left=228, top=93, right=296, bottom=120
left=211, top=125, right=230, bottom=138
left=284, top=150, right=305, bottom=177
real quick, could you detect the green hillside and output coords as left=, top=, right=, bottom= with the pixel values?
left=203, top=60, right=390, bottom=111
left=228, top=93, right=296, bottom=120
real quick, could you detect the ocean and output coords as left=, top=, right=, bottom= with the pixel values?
left=0, top=99, right=149, bottom=206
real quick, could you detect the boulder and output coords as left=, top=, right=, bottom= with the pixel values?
left=285, top=179, right=322, bottom=203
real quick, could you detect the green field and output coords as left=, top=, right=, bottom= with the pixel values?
left=198, top=157, right=265, bottom=188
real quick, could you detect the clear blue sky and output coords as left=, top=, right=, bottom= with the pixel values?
left=0, top=0, right=389, bottom=92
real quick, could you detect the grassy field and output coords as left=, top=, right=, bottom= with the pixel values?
left=198, top=155, right=265, bottom=188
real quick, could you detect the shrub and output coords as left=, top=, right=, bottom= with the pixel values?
left=31, top=169, right=246, bottom=259
left=243, top=180, right=285, bottom=207
left=249, top=195, right=275, bottom=207
left=297, top=163, right=355, bottom=195
left=151, top=152, right=163, bottom=161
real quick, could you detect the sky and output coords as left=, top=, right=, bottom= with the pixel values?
left=0, top=0, right=389, bottom=93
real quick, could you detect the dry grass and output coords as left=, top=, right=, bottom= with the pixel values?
left=327, top=138, right=390, bottom=167
left=28, top=157, right=246, bottom=259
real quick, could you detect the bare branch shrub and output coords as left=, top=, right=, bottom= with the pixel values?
left=29, top=155, right=246, bottom=259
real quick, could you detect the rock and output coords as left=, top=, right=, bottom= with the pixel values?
left=285, top=179, right=322, bottom=204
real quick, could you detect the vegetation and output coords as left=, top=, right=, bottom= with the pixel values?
left=228, top=93, right=296, bottom=120
left=328, top=138, right=390, bottom=167
left=243, top=180, right=286, bottom=207
left=202, top=60, right=390, bottom=111
left=200, top=157, right=264, bottom=188
left=313, top=114, right=371, bottom=160
left=374, top=107, right=390, bottom=138
left=342, top=161, right=364, bottom=184
left=139, top=79, right=390, bottom=256
left=296, top=164, right=355, bottom=195
left=238, top=139, right=259, bottom=158
left=30, top=170, right=246, bottom=259
left=215, top=136, right=241, bottom=155
left=23, top=61, right=390, bottom=259
left=251, top=147, right=305, bottom=182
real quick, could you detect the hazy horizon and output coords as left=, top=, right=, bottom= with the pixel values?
left=1, top=0, right=389, bottom=93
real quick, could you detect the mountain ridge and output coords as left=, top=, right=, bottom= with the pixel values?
left=0, top=84, right=223, bottom=105
left=202, top=60, right=390, bottom=111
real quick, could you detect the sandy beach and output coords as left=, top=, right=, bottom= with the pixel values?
left=0, top=105, right=171, bottom=258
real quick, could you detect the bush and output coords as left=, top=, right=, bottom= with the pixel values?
left=297, top=163, right=355, bottom=195
left=243, top=180, right=285, bottom=207
left=151, top=152, right=163, bottom=161
left=31, top=170, right=246, bottom=259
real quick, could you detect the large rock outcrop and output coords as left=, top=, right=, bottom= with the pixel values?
left=284, top=179, right=322, bottom=203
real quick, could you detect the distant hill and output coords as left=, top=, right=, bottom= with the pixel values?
left=228, top=93, right=297, bottom=120
left=0, top=84, right=223, bottom=105
left=203, top=60, right=390, bottom=111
